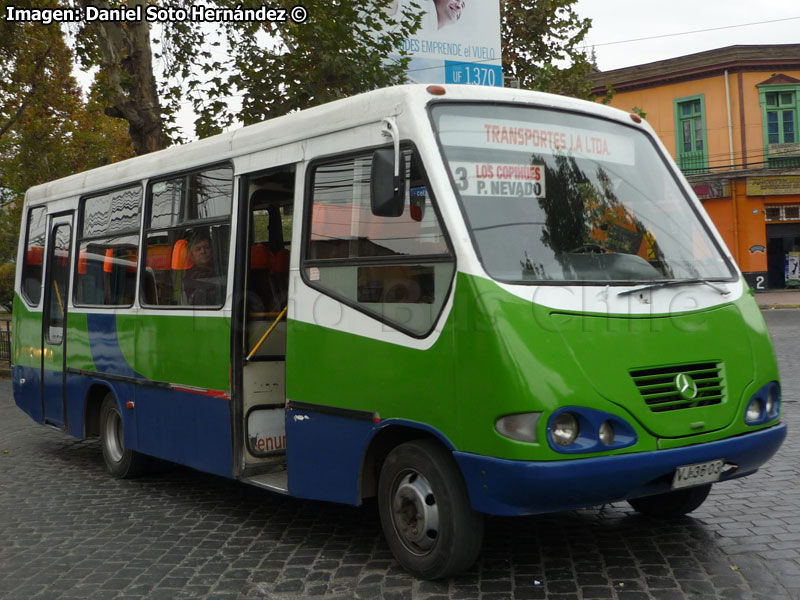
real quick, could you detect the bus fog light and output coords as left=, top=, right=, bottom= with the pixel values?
left=551, top=413, right=579, bottom=447
left=766, top=386, right=779, bottom=417
left=495, top=413, right=541, bottom=443
left=599, top=421, right=614, bottom=446
left=745, top=398, right=763, bottom=424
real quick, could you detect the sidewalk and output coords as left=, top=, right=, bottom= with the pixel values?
left=756, top=288, right=800, bottom=309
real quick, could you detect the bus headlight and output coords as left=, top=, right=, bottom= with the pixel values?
left=745, top=398, right=763, bottom=424
left=599, top=421, right=615, bottom=446
left=765, top=394, right=774, bottom=417
left=551, top=413, right=579, bottom=447
left=546, top=407, right=637, bottom=453
left=495, top=413, right=541, bottom=443
left=745, top=383, right=781, bottom=426
left=766, top=386, right=780, bottom=418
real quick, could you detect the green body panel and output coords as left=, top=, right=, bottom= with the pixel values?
left=550, top=306, right=750, bottom=438
left=13, top=295, right=230, bottom=392
left=288, top=273, right=779, bottom=461
left=127, top=313, right=230, bottom=391
left=287, top=310, right=458, bottom=446
left=12, top=294, right=42, bottom=369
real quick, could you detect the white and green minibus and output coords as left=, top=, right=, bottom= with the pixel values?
left=13, top=84, right=785, bottom=578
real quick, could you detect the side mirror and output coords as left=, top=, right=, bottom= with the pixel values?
left=371, top=148, right=405, bottom=217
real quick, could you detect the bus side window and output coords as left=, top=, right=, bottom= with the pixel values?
left=142, top=167, right=232, bottom=308
left=21, top=206, right=47, bottom=306
left=304, top=149, right=454, bottom=335
left=74, top=186, right=142, bottom=308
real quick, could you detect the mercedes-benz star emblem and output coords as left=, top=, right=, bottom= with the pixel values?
left=675, top=373, right=699, bottom=400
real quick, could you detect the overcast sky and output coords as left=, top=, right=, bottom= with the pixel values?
left=574, top=0, right=800, bottom=72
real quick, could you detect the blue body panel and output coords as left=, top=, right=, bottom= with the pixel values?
left=133, top=386, right=233, bottom=478
left=284, top=407, right=462, bottom=505
left=42, top=367, right=65, bottom=427
left=13, top=365, right=42, bottom=423
left=85, top=314, right=141, bottom=378
left=455, top=424, right=787, bottom=516
left=13, top=310, right=234, bottom=479
left=285, top=404, right=377, bottom=505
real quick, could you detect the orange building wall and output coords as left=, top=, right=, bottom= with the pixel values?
left=700, top=180, right=770, bottom=273
left=603, top=69, right=800, bottom=171
left=701, top=197, right=735, bottom=255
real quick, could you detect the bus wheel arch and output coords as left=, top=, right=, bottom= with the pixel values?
left=98, top=392, right=149, bottom=479
left=83, top=383, right=110, bottom=438
left=376, top=438, right=484, bottom=579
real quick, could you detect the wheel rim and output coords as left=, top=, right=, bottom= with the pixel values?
left=391, top=470, right=440, bottom=555
left=102, top=406, right=124, bottom=464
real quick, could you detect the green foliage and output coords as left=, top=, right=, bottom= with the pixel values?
left=72, top=0, right=173, bottom=154
left=0, top=0, right=67, bottom=140
left=632, top=106, right=647, bottom=119
left=502, top=0, right=595, bottom=99
left=0, top=262, right=14, bottom=311
left=190, top=0, right=421, bottom=137
left=0, top=14, right=134, bottom=263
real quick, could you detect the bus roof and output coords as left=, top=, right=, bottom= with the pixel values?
left=24, top=84, right=636, bottom=206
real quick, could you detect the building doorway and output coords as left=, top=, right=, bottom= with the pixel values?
left=766, top=223, right=800, bottom=289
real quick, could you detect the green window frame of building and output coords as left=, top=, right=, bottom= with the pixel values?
left=758, top=84, right=800, bottom=168
left=673, top=95, right=708, bottom=174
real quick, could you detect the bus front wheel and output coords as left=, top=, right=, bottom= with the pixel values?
left=378, top=439, right=484, bottom=579
left=99, top=395, right=149, bottom=479
left=627, top=484, right=712, bottom=517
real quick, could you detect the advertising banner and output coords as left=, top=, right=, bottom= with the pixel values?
left=389, top=0, right=502, bottom=86
left=746, top=175, right=800, bottom=196
left=787, top=251, right=800, bottom=282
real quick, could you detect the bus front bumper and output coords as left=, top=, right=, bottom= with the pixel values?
left=453, top=424, right=787, bottom=516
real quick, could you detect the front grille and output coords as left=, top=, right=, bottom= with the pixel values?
left=630, top=362, right=724, bottom=413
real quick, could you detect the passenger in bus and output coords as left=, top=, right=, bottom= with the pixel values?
left=183, top=232, right=224, bottom=305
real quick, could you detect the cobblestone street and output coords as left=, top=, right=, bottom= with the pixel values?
left=1, top=309, right=799, bottom=600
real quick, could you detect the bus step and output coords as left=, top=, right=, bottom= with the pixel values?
left=241, top=469, right=288, bottom=495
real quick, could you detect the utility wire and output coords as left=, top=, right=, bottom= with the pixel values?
left=590, top=16, right=800, bottom=47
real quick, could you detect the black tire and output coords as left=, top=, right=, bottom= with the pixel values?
left=99, top=394, right=149, bottom=479
left=627, top=484, right=712, bottom=518
left=378, top=439, right=484, bottom=579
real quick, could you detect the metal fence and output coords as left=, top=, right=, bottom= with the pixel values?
left=0, top=318, right=10, bottom=367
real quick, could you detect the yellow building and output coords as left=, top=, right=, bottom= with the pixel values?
left=591, top=44, right=800, bottom=290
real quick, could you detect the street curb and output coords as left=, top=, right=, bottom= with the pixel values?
left=760, top=305, right=800, bottom=310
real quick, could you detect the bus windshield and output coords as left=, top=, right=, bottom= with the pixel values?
left=431, top=103, right=736, bottom=284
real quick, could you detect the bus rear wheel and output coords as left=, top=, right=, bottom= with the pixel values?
left=378, top=439, right=484, bottom=579
left=627, top=484, right=712, bottom=517
left=99, top=395, right=149, bottom=479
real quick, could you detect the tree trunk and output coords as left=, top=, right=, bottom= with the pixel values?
left=79, top=0, right=166, bottom=155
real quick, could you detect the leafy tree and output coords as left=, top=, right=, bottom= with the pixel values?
left=0, top=0, right=67, bottom=140
left=189, top=0, right=421, bottom=136
left=502, top=0, right=595, bottom=99
left=72, top=0, right=177, bottom=154
left=0, top=262, right=15, bottom=311
left=0, top=17, right=134, bottom=264
left=70, top=0, right=420, bottom=146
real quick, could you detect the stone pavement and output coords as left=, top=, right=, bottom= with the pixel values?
left=0, top=311, right=799, bottom=600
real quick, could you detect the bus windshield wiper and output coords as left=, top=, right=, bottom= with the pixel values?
left=617, top=279, right=731, bottom=297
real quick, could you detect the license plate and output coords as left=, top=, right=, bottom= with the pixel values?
left=672, top=459, right=724, bottom=489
